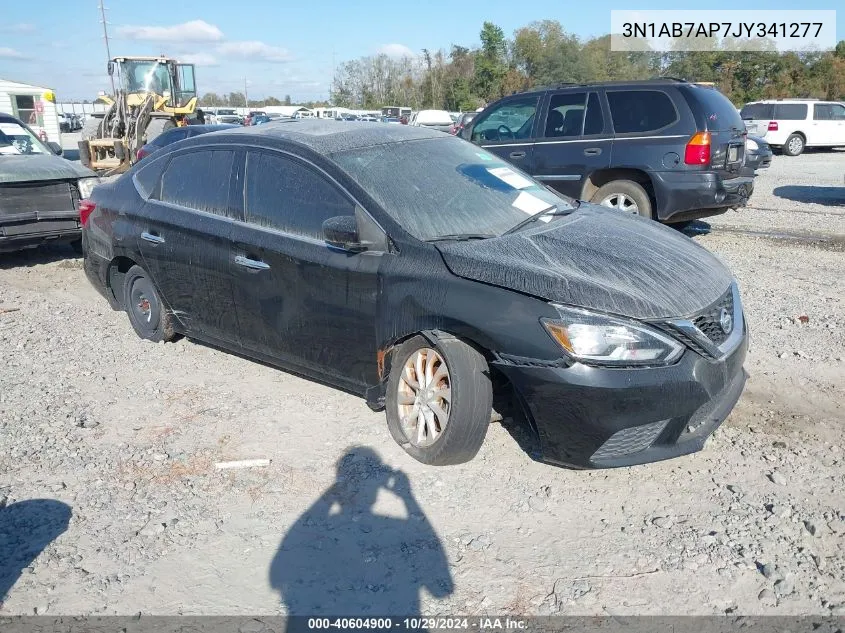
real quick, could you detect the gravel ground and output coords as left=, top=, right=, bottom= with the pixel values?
left=0, top=151, right=843, bottom=616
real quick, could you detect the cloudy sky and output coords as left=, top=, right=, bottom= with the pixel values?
left=0, top=0, right=842, bottom=103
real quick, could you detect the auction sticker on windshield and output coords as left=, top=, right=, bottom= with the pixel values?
left=487, top=166, right=533, bottom=190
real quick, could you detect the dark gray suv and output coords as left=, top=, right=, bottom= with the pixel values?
left=463, top=79, right=753, bottom=223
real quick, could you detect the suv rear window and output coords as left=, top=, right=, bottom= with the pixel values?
left=607, top=90, right=677, bottom=134
left=773, top=104, right=808, bottom=120
left=740, top=103, right=774, bottom=120
left=690, top=87, right=743, bottom=131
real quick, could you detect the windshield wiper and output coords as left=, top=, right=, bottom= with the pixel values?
left=426, top=233, right=496, bottom=242
left=502, top=203, right=575, bottom=236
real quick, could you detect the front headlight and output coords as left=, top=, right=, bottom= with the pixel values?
left=746, top=138, right=759, bottom=151
left=78, top=177, right=100, bottom=199
left=542, top=305, right=684, bottom=367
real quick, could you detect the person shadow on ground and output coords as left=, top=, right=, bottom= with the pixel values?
left=269, top=447, right=453, bottom=625
left=0, top=498, right=72, bottom=607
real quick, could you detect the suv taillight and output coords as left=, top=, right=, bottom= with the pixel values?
left=79, top=199, right=96, bottom=227
left=768, top=121, right=778, bottom=131
left=684, top=132, right=711, bottom=165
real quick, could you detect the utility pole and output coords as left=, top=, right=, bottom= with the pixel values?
left=330, top=49, right=336, bottom=103
left=98, top=0, right=115, bottom=94
left=244, top=77, right=249, bottom=109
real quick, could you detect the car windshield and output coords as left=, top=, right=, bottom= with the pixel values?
left=0, top=120, right=50, bottom=155
left=332, top=137, right=573, bottom=241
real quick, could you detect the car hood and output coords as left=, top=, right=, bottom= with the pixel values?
left=0, top=154, right=96, bottom=185
left=435, top=205, right=733, bottom=320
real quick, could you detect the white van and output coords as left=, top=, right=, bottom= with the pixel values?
left=740, top=99, right=845, bottom=156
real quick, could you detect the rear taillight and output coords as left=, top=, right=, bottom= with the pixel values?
left=136, top=147, right=148, bottom=160
left=684, top=131, right=712, bottom=165
left=768, top=121, right=778, bottom=131
left=79, top=199, right=96, bottom=227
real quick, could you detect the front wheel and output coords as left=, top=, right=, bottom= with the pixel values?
left=591, top=180, right=653, bottom=219
left=385, top=334, right=492, bottom=466
left=122, top=265, right=176, bottom=342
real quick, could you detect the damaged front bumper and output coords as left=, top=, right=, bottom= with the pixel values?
left=492, top=329, right=748, bottom=469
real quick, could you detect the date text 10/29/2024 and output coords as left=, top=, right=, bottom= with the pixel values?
left=307, top=618, right=528, bottom=630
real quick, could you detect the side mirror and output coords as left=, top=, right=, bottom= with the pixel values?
left=323, top=216, right=365, bottom=252
left=47, top=141, right=63, bottom=156
left=107, top=61, right=114, bottom=76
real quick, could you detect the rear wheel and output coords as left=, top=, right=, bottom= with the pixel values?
left=81, top=117, right=102, bottom=140
left=385, top=334, right=492, bottom=466
left=591, top=180, right=652, bottom=219
left=144, top=118, right=176, bottom=144
left=783, top=133, right=805, bottom=156
left=122, top=265, right=176, bottom=343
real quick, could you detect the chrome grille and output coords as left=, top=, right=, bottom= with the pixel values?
left=692, top=289, right=734, bottom=346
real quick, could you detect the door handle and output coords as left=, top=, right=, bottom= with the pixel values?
left=509, top=151, right=526, bottom=159
left=234, top=255, right=270, bottom=271
left=141, top=231, right=165, bottom=244
left=583, top=148, right=602, bottom=156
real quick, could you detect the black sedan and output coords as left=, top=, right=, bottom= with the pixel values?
left=80, top=121, right=748, bottom=469
left=742, top=135, right=773, bottom=175
left=136, top=124, right=239, bottom=161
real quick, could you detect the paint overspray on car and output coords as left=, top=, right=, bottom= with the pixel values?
left=81, top=120, right=747, bottom=468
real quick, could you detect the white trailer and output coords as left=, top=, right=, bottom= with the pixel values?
left=0, top=79, right=61, bottom=144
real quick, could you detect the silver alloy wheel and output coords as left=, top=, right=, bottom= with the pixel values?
left=397, top=347, right=451, bottom=447
left=599, top=192, right=639, bottom=214
left=788, top=136, right=803, bottom=155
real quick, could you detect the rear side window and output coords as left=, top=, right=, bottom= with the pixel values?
left=773, top=104, right=808, bottom=120
left=159, top=149, right=235, bottom=216
left=132, top=153, right=169, bottom=199
left=607, top=90, right=677, bottom=134
left=244, top=151, right=355, bottom=239
left=690, top=87, right=743, bottom=131
left=740, top=103, right=774, bottom=120
left=814, top=104, right=845, bottom=121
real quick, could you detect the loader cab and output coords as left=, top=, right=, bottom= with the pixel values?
left=109, top=57, right=197, bottom=108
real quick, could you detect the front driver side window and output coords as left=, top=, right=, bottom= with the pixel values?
left=471, top=96, right=539, bottom=143
left=244, top=151, right=355, bottom=240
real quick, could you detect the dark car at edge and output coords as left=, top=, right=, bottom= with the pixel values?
left=462, top=79, right=753, bottom=224
left=80, top=120, right=748, bottom=469
left=1, top=112, right=99, bottom=253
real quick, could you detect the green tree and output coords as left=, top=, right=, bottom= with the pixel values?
left=473, top=22, right=508, bottom=102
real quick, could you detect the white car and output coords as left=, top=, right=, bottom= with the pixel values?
left=740, top=99, right=845, bottom=156
left=408, top=109, right=454, bottom=133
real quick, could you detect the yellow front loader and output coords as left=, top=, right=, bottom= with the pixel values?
left=79, top=56, right=198, bottom=174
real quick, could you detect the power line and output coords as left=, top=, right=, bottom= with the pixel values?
left=97, top=0, right=115, bottom=94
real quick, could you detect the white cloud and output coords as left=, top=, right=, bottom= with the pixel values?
left=179, top=53, right=219, bottom=67
left=216, top=41, right=292, bottom=63
left=1, top=23, right=36, bottom=34
left=0, top=47, right=27, bottom=59
left=377, top=43, right=416, bottom=58
left=117, top=20, right=224, bottom=42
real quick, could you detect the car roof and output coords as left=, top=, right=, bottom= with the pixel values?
left=0, top=112, right=25, bottom=124
left=504, top=78, right=706, bottom=97
left=185, top=118, right=446, bottom=154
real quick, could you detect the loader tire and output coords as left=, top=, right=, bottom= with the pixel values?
left=144, top=118, right=176, bottom=144
left=81, top=117, right=102, bottom=140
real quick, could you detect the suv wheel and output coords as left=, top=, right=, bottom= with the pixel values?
left=783, top=134, right=805, bottom=157
left=591, top=180, right=652, bottom=219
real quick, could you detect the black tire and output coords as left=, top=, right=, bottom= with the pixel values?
left=144, top=118, right=176, bottom=144
left=783, top=133, right=805, bottom=156
left=81, top=117, right=102, bottom=140
left=122, top=265, right=175, bottom=343
left=590, top=180, right=653, bottom=219
left=385, top=334, right=493, bottom=466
